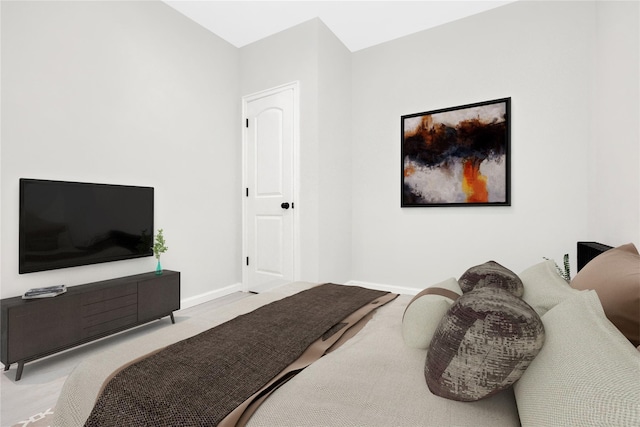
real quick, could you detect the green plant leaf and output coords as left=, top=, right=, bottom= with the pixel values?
left=153, top=228, right=168, bottom=259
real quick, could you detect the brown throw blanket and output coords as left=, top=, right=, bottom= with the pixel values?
left=84, top=284, right=397, bottom=426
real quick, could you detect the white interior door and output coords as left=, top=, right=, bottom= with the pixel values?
left=243, top=83, right=298, bottom=292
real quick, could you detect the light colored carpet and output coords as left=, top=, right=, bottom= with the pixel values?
left=11, top=408, right=53, bottom=427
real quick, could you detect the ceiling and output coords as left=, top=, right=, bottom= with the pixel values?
left=163, top=1, right=516, bottom=52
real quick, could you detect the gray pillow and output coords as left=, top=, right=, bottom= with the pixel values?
left=425, top=287, right=544, bottom=401
left=459, top=261, right=524, bottom=297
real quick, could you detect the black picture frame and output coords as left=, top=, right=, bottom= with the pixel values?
left=401, top=97, right=511, bottom=207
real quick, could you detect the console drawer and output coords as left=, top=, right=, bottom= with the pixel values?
left=82, top=314, right=138, bottom=337
left=81, top=294, right=138, bottom=317
left=81, top=283, right=137, bottom=305
left=82, top=302, right=137, bottom=327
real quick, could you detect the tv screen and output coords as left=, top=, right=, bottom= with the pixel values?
left=19, top=179, right=154, bottom=274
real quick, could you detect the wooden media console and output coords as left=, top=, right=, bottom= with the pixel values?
left=1, top=270, right=180, bottom=381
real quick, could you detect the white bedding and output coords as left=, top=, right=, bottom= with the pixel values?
left=248, top=284, right=519, bottom=427
left=52, top=282, right=520, bottom=427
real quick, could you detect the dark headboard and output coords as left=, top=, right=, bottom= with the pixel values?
left=577, top=242, right=613, bottom=272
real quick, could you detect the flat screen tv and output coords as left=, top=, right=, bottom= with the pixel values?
left=19, top=179, right=154, bottom=274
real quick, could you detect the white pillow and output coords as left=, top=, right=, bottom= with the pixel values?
left=513, top=290, right=640, bottom=426
left=402, top=278, right=461, bottom=349
left=519, top=260, right=581, bottom=316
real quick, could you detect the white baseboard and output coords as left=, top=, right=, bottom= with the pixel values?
left=179, top=280, right=419, bottom=311
left=179, top=282, right=244, bottom=310
left=344, top=280, right=421, bottom=296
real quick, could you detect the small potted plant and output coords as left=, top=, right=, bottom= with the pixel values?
left=153, top=228, right=168, bottom=275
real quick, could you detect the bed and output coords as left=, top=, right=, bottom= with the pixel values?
left=52, top=242, right=640, bottom=426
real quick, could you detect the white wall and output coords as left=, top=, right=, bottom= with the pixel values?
left=589, top=0, right=640, bottom=246
left=240, top=20, right=320, bottom=282
left=349, top=1, right=625, bottom=290
left=2, top=1, right=637, bottom=300
left=1, top=1, right=242, bottom=300
left=317, top=22, right=353, bottom=283
left=240, top=19, right=353, bottom=284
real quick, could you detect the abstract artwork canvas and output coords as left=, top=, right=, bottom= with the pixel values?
left=402, top=98, right=511, bottom=207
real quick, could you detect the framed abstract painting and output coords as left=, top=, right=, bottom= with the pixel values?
left=401, top=97, right=511, bottom=207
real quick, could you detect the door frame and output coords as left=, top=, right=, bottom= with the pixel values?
left=241, top=81, right=301, bottom=292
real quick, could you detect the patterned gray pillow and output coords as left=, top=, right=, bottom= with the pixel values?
left=425, top=287, right=545, bottom=402
left=459, top=260, right=524, bottom=297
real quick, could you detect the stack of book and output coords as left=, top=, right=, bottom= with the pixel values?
left=22, top=285, right=67, bottom=299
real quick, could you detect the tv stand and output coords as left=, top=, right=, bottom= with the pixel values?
left=1, top=270, right=180, bottom=381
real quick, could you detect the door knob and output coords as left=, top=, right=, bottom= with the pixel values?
left=281, top=202, right=290, bottom=209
